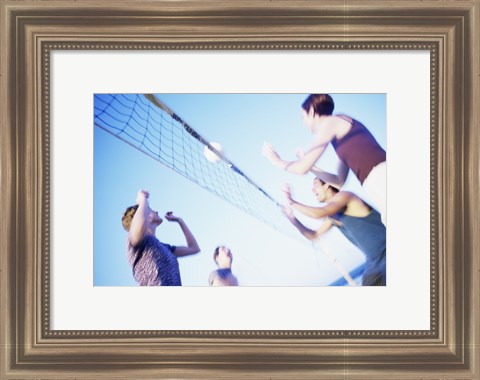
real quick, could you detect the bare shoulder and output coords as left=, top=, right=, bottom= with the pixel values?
left=322, top=115, right=344, bottom=128
left=342, top=192, right=372, bottom=216
left=333, top=114, right=353, bottom=123
left=327, top=191, right=354, bottom=210
left=208, top=270, right=218, bottom=285
left=330, top=115, right=353, bottom=139
left=333, top=190, right=355, bottom=201
left=127, top=231, right=144, bottom=249
left=339, top=191, right=365, bottom=204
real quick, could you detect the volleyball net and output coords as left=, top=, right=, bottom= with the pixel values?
left=93, top=94, right=298, bottom=237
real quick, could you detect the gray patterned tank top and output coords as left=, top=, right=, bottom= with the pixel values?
left=126, top=234, right=180, bottom=286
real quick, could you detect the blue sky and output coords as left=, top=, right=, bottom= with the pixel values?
left=94, top=93, right=386, bottom=286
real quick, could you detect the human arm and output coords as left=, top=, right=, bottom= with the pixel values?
left=164, top=212, right=201, bottom=257
left=309, top=166, right=348, bottom=189
left=282, top=205, right=334, bottom=240
left=296, top=149, right=349, bottom=187
left=128, top=190, right=150, bottom=247
left=262, top=118, right=337, bottom=175
left=262, top=142, right=329, bottom=175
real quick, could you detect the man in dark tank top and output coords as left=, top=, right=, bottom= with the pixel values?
left=282, top=178, right=386, bottom=286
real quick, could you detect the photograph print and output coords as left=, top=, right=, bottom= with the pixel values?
left=93, top=93, right=386, bottom=287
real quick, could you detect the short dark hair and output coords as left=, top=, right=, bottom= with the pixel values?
left=302, top=94, right=335, bottom=116
left=121, top=204, right=139, bottom=231
left=314, top=177, right=340, bottom=193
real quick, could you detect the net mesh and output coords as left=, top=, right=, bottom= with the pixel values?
left=94, top=93, right=300, bottom=241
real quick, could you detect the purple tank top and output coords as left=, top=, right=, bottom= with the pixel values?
left=331, top=116, right=386, bottom=184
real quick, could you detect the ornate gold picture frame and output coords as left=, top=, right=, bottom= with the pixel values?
left=1, top=1, right=478, bottom=378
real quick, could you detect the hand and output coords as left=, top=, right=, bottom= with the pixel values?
left=164, top=211, right=182, bottom=223
left=281, top=183, right=294, bottom=205
left=136, top=189, right=149, bottom=205
left=262, top=143, right=282, bottom=166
